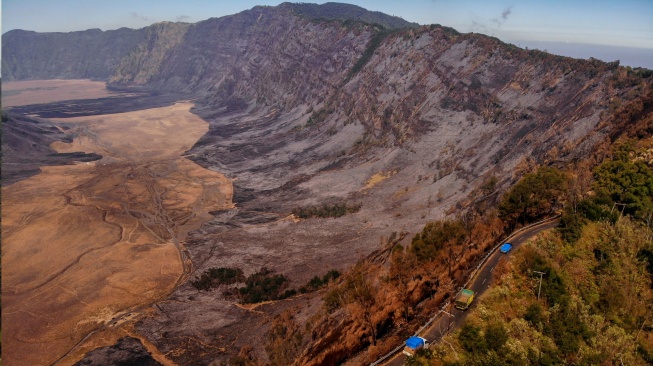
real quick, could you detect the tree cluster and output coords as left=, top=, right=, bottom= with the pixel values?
left=190, top=267, right=245, bottom=291
left=559, top=141, right=653, bottom=243
left=298, top=270, right=340, bottom=294
left=191, top=267, right=292, bottom=304
left=424, top=217, right=653, bottom=366
left=235, top=268, right=291, bottom=304
left=498, top=166, right=567, bottom=231
left=292, top=202, right=361, bottom=219
left=410, top=219, right=467, bottom=262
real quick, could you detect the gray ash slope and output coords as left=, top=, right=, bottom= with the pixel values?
left=3, top=2, right=653, bottom=365
left=1, top=113, right=102, bottom=185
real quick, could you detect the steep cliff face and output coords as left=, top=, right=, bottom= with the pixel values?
left=144, top=6, right=375, bottom=110
left=109, top=22, right=190, bottom=85
left=1, top=28, right=146, bottom=81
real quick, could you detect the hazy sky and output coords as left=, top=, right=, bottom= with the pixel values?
left=3, top=0, right=653, bottom=66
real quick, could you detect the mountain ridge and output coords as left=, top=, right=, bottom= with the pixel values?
left=3, top=2, right=653, bottom=365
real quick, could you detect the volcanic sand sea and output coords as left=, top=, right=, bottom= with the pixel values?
left=2, top=100, right=233, bottom=365
left=2, top=79, right=122, bottom=107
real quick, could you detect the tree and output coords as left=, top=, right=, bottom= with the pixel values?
left=458, top=323, right=486, bottom=353
left=485, top=322, right=508, bottom=351
left=499, top=167, right=567, bottom=230
left=388, top=248, right=419, bottom=322
left=411, top=219, right=467, bottom=262
left=593, top=143, right=653, bottom=219
left=344, top=263, right=382, bottom=346
left=265, top=311, right=303, bottom=366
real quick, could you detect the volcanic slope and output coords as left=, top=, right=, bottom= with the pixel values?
left=3, top=2, right=653, bottom=365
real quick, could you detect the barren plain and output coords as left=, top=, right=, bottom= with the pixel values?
left=2, top=95, right=233, bottom=365
left=2, top=79, right=120, bottom=107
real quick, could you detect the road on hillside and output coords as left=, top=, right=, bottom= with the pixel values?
left=383, top=219, right=559, bottom=366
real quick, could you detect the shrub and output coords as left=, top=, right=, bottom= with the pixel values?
left=410, top=219, right=467, bottom=261
left=523, top=303, right=544, bottom=327
left=292, top=202, right=361, bottom=219
left=458, top=323, right=486, bottom=353
left=299, top=270, right=341, bottom=293
left=190, top=267, right=245, bottom=291
left=499, top=167, right=567, bottom=230
left=484, top=322, right=508, bottom=351
left=239, top=268, right=290, bottom=304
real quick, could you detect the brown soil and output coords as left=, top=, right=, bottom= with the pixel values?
left=2, top=79, right=122, bottom=107
left=1, top=102, right=233, bottom=366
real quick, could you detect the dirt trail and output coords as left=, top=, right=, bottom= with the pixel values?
left=2, top=102, right=233, bottom=366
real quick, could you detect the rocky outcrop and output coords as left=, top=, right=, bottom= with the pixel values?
left=73, top=337, right=162, bottom=366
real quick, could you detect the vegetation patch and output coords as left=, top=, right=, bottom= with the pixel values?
left=190, top=267, right=246, bottom=291
left=298, top=270, right=341, bottom=294
left=305, top=108, right=333, bottom=128
left=410, top=219, right=467, bottom=262
left=420, top=148, right=650, bottom=364
left=498, top=166, right=567, bottom=230
left=346, top=29, right=391, bottom=80
left=292, top=202, right=361, bottom=219
left=236, top=268, right=291, bottom=304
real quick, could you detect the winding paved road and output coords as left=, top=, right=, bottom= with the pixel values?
left=383, top=218, right=559, bottom=366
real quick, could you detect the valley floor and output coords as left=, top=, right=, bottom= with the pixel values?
left=2, top=100, right=232, bottom=365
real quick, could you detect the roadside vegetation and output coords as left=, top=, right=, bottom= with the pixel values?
left=260, top=163, right=572, bottom=364
left=405, top=140, right=653, bottom=365
left=259, top=138, right=653, bottom=365
left=415, top=215, right=653, bottom=366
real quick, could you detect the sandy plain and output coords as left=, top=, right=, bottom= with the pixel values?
left=2, top=79, right=122, bottom=107
left=2, top=98, right=233, bottom=365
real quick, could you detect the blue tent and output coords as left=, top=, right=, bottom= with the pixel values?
left=405, top=336, right=425, bottom=348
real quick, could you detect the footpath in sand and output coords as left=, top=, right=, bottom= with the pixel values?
left=2, top=102, right=233, bottom=365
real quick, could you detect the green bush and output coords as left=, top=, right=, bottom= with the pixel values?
left=499, top=167, right=567, bottom=230
left=458, top=323, right=486, bottom=354
left=523, top=303, right=544, bottom=327
left=593, top=142, right=653, bottom=219
left=484, top=322, right=508, bottom=351
left=239, top=268, right=290, bottom=304
left=190, top=267, right=245, bottom=291
left=299, top=270, right=341, bottom=293
left=410, top=219, right=467, bottom=261
left=292, top=202, right=361, bottom=219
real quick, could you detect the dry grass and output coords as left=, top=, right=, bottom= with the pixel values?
left=362, top=171, right=396, bottom=190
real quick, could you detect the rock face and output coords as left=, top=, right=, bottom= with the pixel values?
left=72, top=337, right=162, bottom=366
left=4, top=2, right=653, bottom=365
left=1, top=28, right=146, bottom=81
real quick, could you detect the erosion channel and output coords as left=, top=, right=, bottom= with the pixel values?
left=2, top=97, right=233, bottom=366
